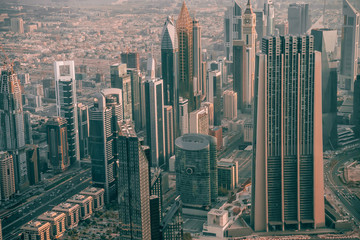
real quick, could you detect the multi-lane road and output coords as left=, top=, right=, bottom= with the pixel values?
left=325, top=146, right=360, bottom=227
left=1, top=168, right=91, bottom=240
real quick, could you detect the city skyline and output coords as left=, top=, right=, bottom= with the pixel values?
left=0, top=0, right=359, bottom=239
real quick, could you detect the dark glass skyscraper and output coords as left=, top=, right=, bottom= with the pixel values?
left=161, top=16, right=179, bottom=137
left=0, top=69, right=28, bottom=190
left=127, top=68, right=142, bottom=131
left=145, top=78, right=165, bottom=168
left=89, top=89, right=123, bottom=203
left=118, top=122, right=151, bottom=239
left=77, top=103, right=89, bottom=160
left=252, top=35, right=325, bottom=231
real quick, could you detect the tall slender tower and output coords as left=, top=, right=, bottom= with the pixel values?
left=77, top=103, right=89, bottom=159
left=339, top=0, right=359, bottom=91
left=224, top=0, right=243, bottom=61
left=177, top=1, right=194, bottom=112
left=46, top=117, right=70, bottom=173
left=264, top=0, right=274, bottom=35
left=161, top=16, right=179, bottom=137
left=193, top=18, right=202, bottom=98
left=54, top=61, right=80, bottom=165
left=252, top=35, right=325, bottom=231
left=243, top=0, right=257, bottom=106
left=145, top=78, right=166, bottom=168
left=0, top=151, right=16, bottom=201
left=89, top=89, right=123, bottom=203
left=0, top=69, right=28, bottom=190
left=118, top=122, right=151, bottom=239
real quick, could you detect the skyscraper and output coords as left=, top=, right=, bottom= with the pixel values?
left=288, top=3, right=311, bottom=35
left=128, top=68, right=142, bottom=131
left=121, top=52, right=140, bottom=70
left=118, top=122, right=151, bottom=239
left=255, top=11, right=267, bottom=44
left=223, top=90, right=237, bottom=120
left=26, top=145, right=41, bottom=185
left=339, top=0, right=359, bottom=91
left=77, top=103, right=89, bottom=160
left=161, top=16, right=179, bottom=137
left=175, top=134, right=217, bottom=208
left=189, top=107, right=209, bottom=135
left=207, top=70, right=221, bottom=104
left=111, top=64, right=133, bottom=120
left=179, top=98, right=189, bottom=136
left=164, top=105, right=175, bottom=165
left=311, top=28, right=338, bottom=149
left=193, top=18, right=202, bottom=98
left=46, top=117, right=70, bottom=173
left=0, top=69, right=28, bottom=190
left=54, top=61, right=80, bottom=165
left=89, top=89, right=123, bottom=203
left=145, top=78, right=166, bottom=168
left=264, top=0, right=274, bottom=35
left=252, top=35, right=325, bottom=231
left=0, top=151, right=15, bottom=201
left=233, top=40, right=246, bottom=110
left=177, top=1, right=195, bottom=112
left=224, top=0, right=242, bottom=61
left=243, top=0, right=257, bottom=106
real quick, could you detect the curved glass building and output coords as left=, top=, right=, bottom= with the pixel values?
left=175, top=134, right=217, bottom=208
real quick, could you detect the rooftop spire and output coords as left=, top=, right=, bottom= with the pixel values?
left=244, top=0, right=254, bottom=14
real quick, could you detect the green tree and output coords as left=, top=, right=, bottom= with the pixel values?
left=184, top=232, right=192, bottom=240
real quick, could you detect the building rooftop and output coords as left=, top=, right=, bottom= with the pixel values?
left=22, top=220, right=51, bottom=230
left=119, top=121, right=137, bottom=138
left=209, top=209, right=227, bottom=216
left=53, top=202, right=80, bottom=211
left=175, top=134, right=211, bottom=151
left=38, top=211, right=65, bottom=220
left=80, top=187, right=105, bottom=195
left=67, top=194, right=92, bottom=203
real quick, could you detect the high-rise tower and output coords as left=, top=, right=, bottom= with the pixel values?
left=46, top=117, right=70, bottom=173
left=111, top=64, right=133, bottom=120
left=175, top=134, right=217, bottom=208
left=252, top=35, right=325, bottom=231
left=288, top=3, right=311, bottom=35
left=264, top=0, right=274, bottom=35
left=243, top=0, right=257, bottom=106
left=161, top=16, right=179, bottom=137
left=177, top=1, right=195, bottom=112
left=0, top=151, right=16, bottom=201
left=339, top=0, right=359, bottom=91
left=54, top=61, right=80, bottom=165
left=224, top=0, right=242, bottom=61
left=193, top=18, right=202, bottom=98
left=118, top=122, right=151, bottom=239
left=89, top=89, right=123, bottom=203
left=77, top=103, right=89, bottom=160
left=145, top=78, right=166, bottom=168
left=0, top=69, right=28, bottom=190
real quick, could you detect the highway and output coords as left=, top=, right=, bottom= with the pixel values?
left=1, top=168, right=91, bottom=240
left=324, top=146, right=360, bottom=227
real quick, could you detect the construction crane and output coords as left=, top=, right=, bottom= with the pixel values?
left=0, top=45, right=15, bottom=74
